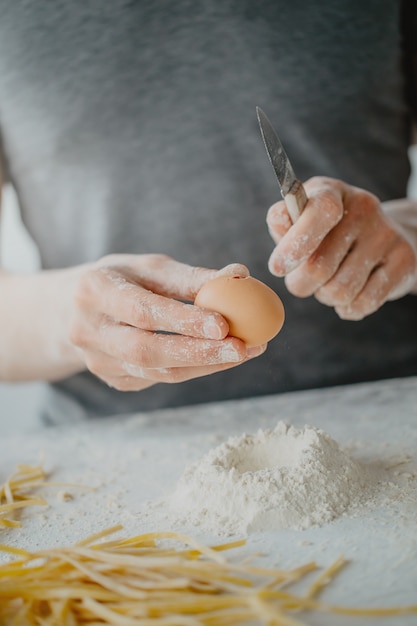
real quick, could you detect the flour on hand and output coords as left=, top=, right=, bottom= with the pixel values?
left=167, top=422, right=370, bottom=536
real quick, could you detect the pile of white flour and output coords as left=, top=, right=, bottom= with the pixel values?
left=167, top=422, right=370, bottom=535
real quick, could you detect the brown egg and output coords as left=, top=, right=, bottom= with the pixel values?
left=194, top=275, right=285, bottom=347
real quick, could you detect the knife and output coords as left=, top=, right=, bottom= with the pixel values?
left=256, top=106, right=308, bottom=224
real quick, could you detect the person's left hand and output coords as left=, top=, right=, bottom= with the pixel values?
left=267, top=176, right=417, bottom=320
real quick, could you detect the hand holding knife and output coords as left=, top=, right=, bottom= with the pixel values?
left=256, top=107, right=417, bottom=322
left=256, top=107, right=308, bottom=223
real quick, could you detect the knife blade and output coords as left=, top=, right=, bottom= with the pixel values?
left=256, top=106, right=308, bottom=223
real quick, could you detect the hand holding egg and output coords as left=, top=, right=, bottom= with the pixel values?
left=70, top=255, right=272, bottom=393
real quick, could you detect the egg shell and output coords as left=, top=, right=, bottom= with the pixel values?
left=194, top=275, right=285, bottom=347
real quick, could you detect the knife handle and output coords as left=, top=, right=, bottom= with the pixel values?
left=285, top=179, right=308, bottom=224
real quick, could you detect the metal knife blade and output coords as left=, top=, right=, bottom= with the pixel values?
left=256, top=106, right=308, bottom=223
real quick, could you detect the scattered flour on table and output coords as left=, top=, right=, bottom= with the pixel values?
left=166, top=421, right=372, bottom=536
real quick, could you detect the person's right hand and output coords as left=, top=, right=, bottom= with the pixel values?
left=69, top=254, right=266, bottom=391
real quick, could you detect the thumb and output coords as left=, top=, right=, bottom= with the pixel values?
left=190, top=262, right=250, bottom=298
left=186, top=263, right=250, bottom=300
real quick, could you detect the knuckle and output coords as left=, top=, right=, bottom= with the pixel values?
left=306, top=175, right=333, bottom=188
left=130, top=291, right=155, bottom=329
left=350, top=190, right=380, bottom=219
left=305, top=253, right=334, bottom=284
left=97, top=253, right=120, bottom=267
left=305, top=177, right=343, bottom=219
left=285, top=273, right=313, bottom=298
left=312, top=189, right=343, bottom=226
left=129, top=340, right=155, bottom=369
left=142, top=253, right=172, bottom=271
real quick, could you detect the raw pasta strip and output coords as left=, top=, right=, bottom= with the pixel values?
left=0, top=464, right=47, bottom=528
left=0, top=528, right=417, bottom=625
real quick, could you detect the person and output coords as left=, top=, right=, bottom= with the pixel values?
left=0, top=0, right=416, bottom=423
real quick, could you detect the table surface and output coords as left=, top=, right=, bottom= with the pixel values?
left=1, top=376, right=417, bottom=625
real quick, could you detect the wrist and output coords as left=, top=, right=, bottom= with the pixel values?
left=0, top=265, right=89, bottom=382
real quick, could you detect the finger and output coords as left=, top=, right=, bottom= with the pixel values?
left=101, top=375, right=156, bottom=392
left=98, top=254, right=248, bottom=301
left=315, top=259, right=373, bottom=309
left=102, top=359, right=245, bottom=392
left=284, top=225, right=357, bottom=298
left=83, top=349, right=156, bottom=391
left=87, top=344, right=267, bottom=390
left=335, top=267, right=390, bottom=320
left=336, top=243, right=417, bottom=320
left=266, top=200, right=292, bottom=242
left=90, top=321, right=249, bottom=368
left=266, top=176, right=344, bottom=243
left=314, top=225, right=406, bottom=307
left=121, top=343, right=267, bottom=383
left=76, top=271, right=230, bottom=340
left=315, top=243, right=383, bottom=308
left=268, top=184, right=344, bottom=276
left=215, top=263, right=250, bottom=278
left=385, top=239, right=417, bottom=299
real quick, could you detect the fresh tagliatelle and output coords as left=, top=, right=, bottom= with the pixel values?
left=1, top=526, right=417, bottom=625
left=0, top=463, right=48, bottom=529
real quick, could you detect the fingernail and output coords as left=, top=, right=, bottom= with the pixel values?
left=268, top=255, right=285, bottom=276
left=220, top=346, right=243, bottom=362
left=203, top=318, right=224, bottom=340
left=269, top=254, right=300, bottom=275
left=246, top=344, right=267, bottom=358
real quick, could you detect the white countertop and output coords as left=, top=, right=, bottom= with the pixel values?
left=1, top=376, right=417, bottom=625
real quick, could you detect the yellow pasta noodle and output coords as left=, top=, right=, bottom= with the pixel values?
left=0, top=526, right=417, bottom=625
left=0, top=463, right=48, bottom=529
